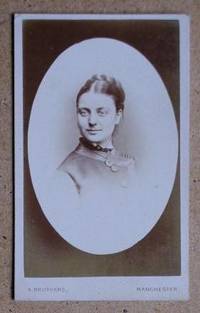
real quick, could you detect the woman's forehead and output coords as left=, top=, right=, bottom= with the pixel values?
left=78, top=91, right=115, bottom=109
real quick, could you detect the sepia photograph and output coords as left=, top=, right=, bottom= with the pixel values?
left=14, top=14, right=189, bottom=300
left=28, top=36, right=179, bottom=255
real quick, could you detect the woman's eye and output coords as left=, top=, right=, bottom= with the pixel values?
left=97, top=109, right=107, bottom=116
left=79, top=110, right=89, bottom=116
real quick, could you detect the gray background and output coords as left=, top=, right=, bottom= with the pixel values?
left=0, top=0, right=199, bottom=312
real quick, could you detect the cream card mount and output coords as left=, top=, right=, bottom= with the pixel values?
left=14, top=14, right=189, bottom=301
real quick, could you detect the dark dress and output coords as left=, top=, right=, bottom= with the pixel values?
left=59, top=143, right=135, bottom=196
left=56, top=143, right=138, bottom=254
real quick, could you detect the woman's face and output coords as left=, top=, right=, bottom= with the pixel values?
left=77, top=91, right=121, bottom=145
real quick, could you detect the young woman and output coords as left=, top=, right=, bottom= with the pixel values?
left=59, top=74, right=135, bottom=200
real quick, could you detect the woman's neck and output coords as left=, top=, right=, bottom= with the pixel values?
left=80, top=137, right=114, bottom=152
left=98, top=137, right=113, bottom=149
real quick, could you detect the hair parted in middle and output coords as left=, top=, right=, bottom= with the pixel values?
left=76, top=74, right=125, bottom=112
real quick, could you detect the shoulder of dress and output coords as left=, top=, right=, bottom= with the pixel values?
left=114, top=151, right=135, bottom=167
left=119, top=152, right=135, bottom=160
left=58, top=149, right=81, bottom=171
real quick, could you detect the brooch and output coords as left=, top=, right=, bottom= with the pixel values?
left=104, top=155, right=120, bottom=172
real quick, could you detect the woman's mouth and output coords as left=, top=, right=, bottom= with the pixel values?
left=87, top=129, right=102, bottom=132
left=86, top=129, right=102, bottom=136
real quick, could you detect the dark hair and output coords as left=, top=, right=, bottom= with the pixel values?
left=76, top=74, right=125, bottom=112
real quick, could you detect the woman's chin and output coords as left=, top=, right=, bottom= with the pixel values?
left=84, top=135, right=104, bottom=143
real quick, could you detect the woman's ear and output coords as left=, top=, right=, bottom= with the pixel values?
left=115, top=109, right=122, bottom=125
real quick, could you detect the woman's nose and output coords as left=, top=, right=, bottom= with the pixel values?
left=88, top=113, right=97, bottom=126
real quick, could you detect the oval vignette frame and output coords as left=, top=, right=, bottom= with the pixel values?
left=28, top=38, right=178, bottom=255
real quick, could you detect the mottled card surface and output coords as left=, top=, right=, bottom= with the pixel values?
left=14, top=14, right=189, bottom=300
